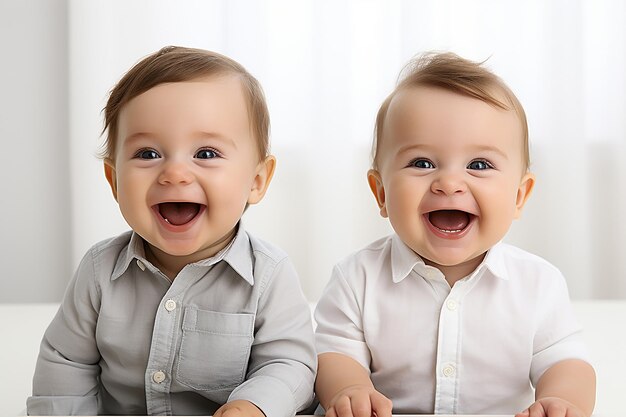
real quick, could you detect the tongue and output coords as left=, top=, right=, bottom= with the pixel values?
left=159, top=203, right=200, bottom=226
left=429, top=210, right=470, bottom=231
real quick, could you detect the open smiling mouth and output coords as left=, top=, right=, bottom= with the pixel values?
left=426, top=210, right=475, bottom=236
left=156, top=202, right=205, bottom=226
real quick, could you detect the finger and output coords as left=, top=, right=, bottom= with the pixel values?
left=565, top=407, right=585, bottom=417
left=222, top=407, right=242, bottom=417
left=528, top=401, right=547, bottom=417
left=514, top=408, right=530, bottom=417
left=334, top=395, right=355, bottom=417
left=545, top=402, right=567, bottom=417
left=370, top=392, right=393, bottom=417
left=325, top=406, right=337, bottom=417
left=350, top=392, right=372, bottom=417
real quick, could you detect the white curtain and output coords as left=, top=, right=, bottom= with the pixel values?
left=67, top=0, right=626, bottom=301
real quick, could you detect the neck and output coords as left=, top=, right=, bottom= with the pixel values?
left=424, top=253, right=486, bottom=287
left=143, top=227, right=238, bottom=280
left=144, top=244, right=185, bottom=281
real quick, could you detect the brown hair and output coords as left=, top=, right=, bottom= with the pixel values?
left=101, top=46, right=270, bottom=162
left=372, top=52, right=529, bottom=171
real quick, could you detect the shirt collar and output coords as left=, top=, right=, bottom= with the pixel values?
left=479, top=241, right=508, bottom=280
left=111, top=223, right=254, bottom=285
left=196, top=223, right=255, bottom=286
left=111, top=232, right=148, bottom=281
left=390, top=234, right=509, bottom=283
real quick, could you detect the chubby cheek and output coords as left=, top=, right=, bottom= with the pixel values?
left=385, top=179, right=424, bottom=227
left=113, top=175, right=151, bottom=222
left=114, top=165, right=148, bottom=193
left=115, top=192, right=146, bottom=227
left=479, top=186, right=520, bottom=233
left=205, top=172, right=253, bottom=212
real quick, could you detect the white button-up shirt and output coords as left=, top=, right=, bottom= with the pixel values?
left=315, top=234, right=589, bottom=415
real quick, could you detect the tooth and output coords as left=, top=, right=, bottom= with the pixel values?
left=438, top=228, right=462, bottom=233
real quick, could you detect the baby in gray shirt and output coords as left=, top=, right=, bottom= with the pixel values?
left=27, top=46, right=316, bottom=417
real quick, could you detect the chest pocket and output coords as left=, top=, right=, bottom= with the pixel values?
left=176, top=307, right=254, bottom=392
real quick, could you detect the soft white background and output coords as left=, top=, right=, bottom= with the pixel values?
left=1, top=0, right=626, bottom=303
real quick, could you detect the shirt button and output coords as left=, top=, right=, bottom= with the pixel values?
left=136, top=260, right=146, bottom=271
left=164, top=299, right=177, bottom=312
left=152, top=370, right=166, bottom=384
left=442, top=364, right=456, bottom=377
left=446, top=299, right=458, bottom=311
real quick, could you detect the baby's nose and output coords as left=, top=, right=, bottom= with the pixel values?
left=158, top=161, right=194, bottom=185
left=431, top=171, right=467, bottom=195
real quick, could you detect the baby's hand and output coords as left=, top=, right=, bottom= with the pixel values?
left=325, top=384, right=392, bottom=417
left=516, top=397, right=587, bottom=417
left=213, top=399, right=265, bottom=417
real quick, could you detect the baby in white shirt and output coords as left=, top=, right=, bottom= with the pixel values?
left=314, top=52, right=596, bottom=417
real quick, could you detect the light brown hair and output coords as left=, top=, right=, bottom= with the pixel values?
left=373, top=52, right=529, bottom=171
left=101, top=46, right=270, bottom=162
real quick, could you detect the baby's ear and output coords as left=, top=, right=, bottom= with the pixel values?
left=514, top=171, right=535, bottom=219
left=367, top=169, right=388, bottom=218
left=247, top=155, right=276, bottom=205
left=104, top=159, right=118, bottom=201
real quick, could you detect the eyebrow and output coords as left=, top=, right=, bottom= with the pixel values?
left=469, top=144, right=509, bottom=160
left=122, top=131, right=238, bottom=149
left=396, top=142, right=509, bottom=160
left=396, top=143, right=432, bottom=157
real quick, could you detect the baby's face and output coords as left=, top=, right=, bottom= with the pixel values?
left=106, top=75, right=273, bottom=266
left=370, top=86, right=534, bottom=280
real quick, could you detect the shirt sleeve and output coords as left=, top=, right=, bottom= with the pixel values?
left=228, top=256, right=317, bottom=417
left=314, top=264, right=371, bottom=370
left=529, top=268, right=591, bottom=386
left=27, top=248, right=102, bottom=415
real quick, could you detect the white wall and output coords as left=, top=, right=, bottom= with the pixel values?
left=0, top=0, right=70, bottom=302
left=2, top=0, right=626, bottom=303
left=64, top=0, right=397, bottom=303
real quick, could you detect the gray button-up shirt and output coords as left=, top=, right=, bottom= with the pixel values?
left=27, top=226, right=316, bottom=416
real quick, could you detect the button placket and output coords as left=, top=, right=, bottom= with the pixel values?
left=145, top=293, right=183, bottom=413
left=145, top=266, right=207, bottom=414
left=434, top=286, right=465, bottom=414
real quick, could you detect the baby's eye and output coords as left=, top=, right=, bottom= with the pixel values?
left=135, top=149, right=160, bottom=160
left=467, top=159, right=493, bottom=170
left=409, top=158, right=435, bottom=169
left=195, top=148, right=219, bottom=159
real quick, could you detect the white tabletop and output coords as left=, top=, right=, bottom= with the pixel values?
left=4, top=302, right=625, bottom=417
